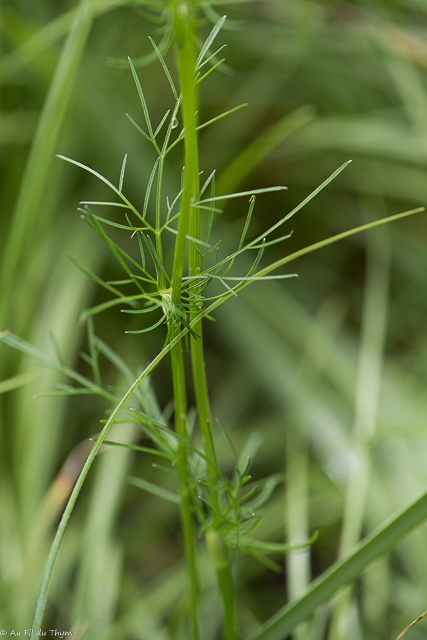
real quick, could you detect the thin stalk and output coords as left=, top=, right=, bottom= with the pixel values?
left=170, top=3, right=238, bottom=638
left=170, top=339, right=200, bottom=640
left=168, top=2, right=201, bottom=637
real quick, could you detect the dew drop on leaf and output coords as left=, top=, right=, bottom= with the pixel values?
left=172, top=117, right=178, bottom=129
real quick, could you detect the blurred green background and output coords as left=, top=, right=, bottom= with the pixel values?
left=1, top=0, right=427, bottom=638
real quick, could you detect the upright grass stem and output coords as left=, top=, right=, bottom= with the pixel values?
left=169, top=2, right=201, bottom=637
left=169, top=2, right=237, bottom=638
left=170, top=342, right=200, bottom=640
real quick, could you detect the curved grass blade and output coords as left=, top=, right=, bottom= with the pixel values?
left=247, top=487, right=427, bottom=640
left=217, top=105, right=315, bottom=195
left=29, top=320, right=198, bottom=631
left=0, top=0, right=97, bottom=328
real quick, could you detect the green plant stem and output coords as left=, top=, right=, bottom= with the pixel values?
left=169, top=3, right=238, bottom=638
left=168, top=3, right=201, bottom=637
left=170, top=0, right=198, bottom=303
left=170, top=336, right=200, bottom=640
left=206, top=530, right=237, bottom=640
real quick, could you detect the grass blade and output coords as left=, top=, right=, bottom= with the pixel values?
left=0, top=0, right=96, bottom=329
left=247, top=487, right=427, bottom=640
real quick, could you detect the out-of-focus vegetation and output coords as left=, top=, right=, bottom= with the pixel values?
left=1, top=1, right=427, bottom=638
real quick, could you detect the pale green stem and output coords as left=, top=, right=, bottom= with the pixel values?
left=170, top=338, right=200, bottom=640
left=169, top=2, right=237, bottom=638
left=168, top=2, right=201, bottom=638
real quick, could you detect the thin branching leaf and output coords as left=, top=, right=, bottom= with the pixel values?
left=126, top=112, right=153, bottom=145
left=119, top=153, right=127, bottom=192
left=153, top=109, right=171, bottom=138
left=238, top=195, right=256, bottom=250
left=196, top=185, right=287, bottom=205
left=125, top=314, right=166, bottom=334
left=128, top=475, right=181, bottom=504
left=128, top=57, right=154, bottom=139
left=87, top=317, right=101, bottom=386
left=196, top=103, right=247, bottom=132
left=143, top=157, right=160, bottom=219
left=48, top=328, right=64, bottom=366
left=149, top=36, right=178, bottom=99
left=79, top=201, right=131, bottom=209
left=195, top=15, right=227, bottom=69
left=79, top=294, right=148, bottom=323
left=95, top=439, right=173, bottom=460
